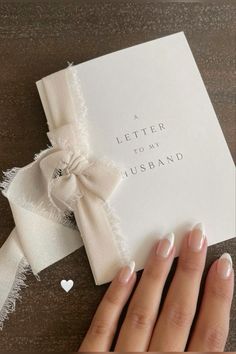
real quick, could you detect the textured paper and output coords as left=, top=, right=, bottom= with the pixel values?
left=50, top=31, right=235, bottom=271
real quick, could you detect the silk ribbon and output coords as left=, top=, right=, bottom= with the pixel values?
left=0, top=64, right=130, bottom=329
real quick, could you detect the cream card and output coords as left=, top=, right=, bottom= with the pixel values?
left=71, top=32, right=235, bottom=270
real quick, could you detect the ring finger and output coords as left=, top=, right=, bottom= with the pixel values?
left=149, top=222, right=207, bottom=351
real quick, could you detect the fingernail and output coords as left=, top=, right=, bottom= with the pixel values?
left=188, top=222, right=206, bottom=252
left=118, top=260, right=135, bottom=284
left=156, top=232, right=175, bottom=258
left=217, top=253, right=233, bottom=279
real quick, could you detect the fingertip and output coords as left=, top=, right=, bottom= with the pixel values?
left=116, top=260, right=136, bottom=285
left=207, top=253, right=234, bottom=281
left=179, top=226, right=208, bottom=263
left=216, top=253, right=234, bottom=281
left=204, top=254, right=234, bottom=307
left=155, top=232, right=175, bottom=259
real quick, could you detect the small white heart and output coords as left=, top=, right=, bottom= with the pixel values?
left=60, top=279, right=74, bottom=293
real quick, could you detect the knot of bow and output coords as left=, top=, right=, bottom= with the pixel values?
left=39, top=123, right=122, bottom=212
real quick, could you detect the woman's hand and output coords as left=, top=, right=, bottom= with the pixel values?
left=78, top=223, right=234, bottom=351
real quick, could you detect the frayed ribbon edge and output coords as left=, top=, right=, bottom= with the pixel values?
left=0, top=258, right=32, bottom=330
left=0, top=62, right=131, bottom=329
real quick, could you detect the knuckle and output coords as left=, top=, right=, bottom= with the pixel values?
left=127, top=303, right=155, bottom=329
left=179, top=256, right=203, bottom=275
left=203, top=325, right=227, bottom=351
left=208, top=282, right=232, bottom=304
left=165, top=302, right=194, bottom=329
left=104, top=290, right=121, bottom=306
left=89, top=318, right=112, bottom=337
left=144, top=263, right=162, bottom=281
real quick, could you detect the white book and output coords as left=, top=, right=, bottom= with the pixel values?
left=37, top=31, right=235, bottom=278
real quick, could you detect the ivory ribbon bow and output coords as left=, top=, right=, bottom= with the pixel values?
left=42, top=142, right=120, bottom=214
left=42, top=123, right=127, bottom=283
left=0, top=123, right=129, bottom=329
left=0, top=65, right=131, bottom=329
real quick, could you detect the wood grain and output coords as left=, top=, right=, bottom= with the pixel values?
left=0, top=0, right=235, bottom=351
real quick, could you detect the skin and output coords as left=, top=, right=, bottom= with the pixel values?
left=78, top=230, right=234, bottom=352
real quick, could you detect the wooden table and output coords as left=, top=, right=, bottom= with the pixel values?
left=0, top=0, right=235, bottom=351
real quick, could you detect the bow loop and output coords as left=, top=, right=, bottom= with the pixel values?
left=80, top=159, right=122, bottom=201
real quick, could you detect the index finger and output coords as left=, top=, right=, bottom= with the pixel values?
left=115, top=233, right=175, bottom=351
left=78, top=261, right=136, bottom=352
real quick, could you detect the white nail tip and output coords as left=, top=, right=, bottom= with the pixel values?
left=193, top=222, right=206, bottom=237
left=128, top=260, right=135, bottom=274
left=165, top=232, right=175, bottom=249
left=220, top=253, right=233, bottom=266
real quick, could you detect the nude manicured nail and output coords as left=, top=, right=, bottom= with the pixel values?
left=156, top=232, right=175, bottom=258
left=188, top=222, right=206, bottom=252
left=217, top=253, right=233, bottom=279
left=118, top=260, right=135, bottom=284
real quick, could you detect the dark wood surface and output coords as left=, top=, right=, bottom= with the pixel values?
left=0, top=0, right=235, bottom=351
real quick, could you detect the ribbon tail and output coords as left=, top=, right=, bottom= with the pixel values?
left=9, top=200, right=83, bottom=275
left=0, top=201, right=84, bottom=329
left=74, top=191, right=131, bottom=285
left=0, top=228, right=30, bottom=330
